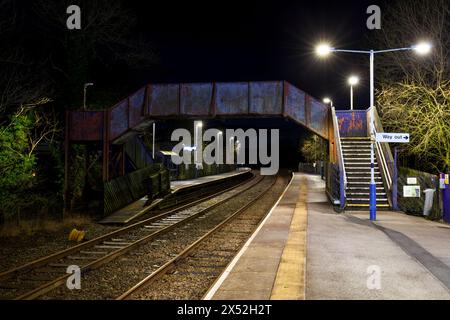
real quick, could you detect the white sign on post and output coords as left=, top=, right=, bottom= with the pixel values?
left=376, top=133, right=409, bottom=143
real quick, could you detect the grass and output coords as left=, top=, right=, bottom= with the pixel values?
left=0, top=215, right=92, bottom=239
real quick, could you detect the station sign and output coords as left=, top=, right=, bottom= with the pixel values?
left=376, top=133, right=409, bottom=143
left=403, top=185, right=420, bottom=197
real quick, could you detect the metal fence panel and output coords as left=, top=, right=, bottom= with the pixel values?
left=249, top=81, right=283, bottom=115
left=180, top=83, right=213, bottom=116
left=215, top=82, right=249, bottom=115
left=284, top=83, right=306, bottom=125
left=129, top=87, right=146, bottom=127
left=110, top=100, right=129, bottom=140
left=310, top=97, right=329, bottom=137
left=148, top=84, right=180, bottom=116
left=336, top=110, right=367, bottom=137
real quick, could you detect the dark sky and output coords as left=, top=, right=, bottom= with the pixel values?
left=128, top=0, right=385, bottom=110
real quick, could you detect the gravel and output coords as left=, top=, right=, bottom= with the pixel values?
left=35, top=174, right=278, bottom=299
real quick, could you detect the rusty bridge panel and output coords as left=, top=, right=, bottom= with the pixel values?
left=283, top=82, right=306, bottom=126
left=110, top=100, right=129, bottom=140
left=214, top=82, right=249, bottom=115
left=68, top=81, right=331, bottom=142
left=147, top=84, right=180, bottom=116
left=309, top=97, right=329, bottom=138
left=180, top=83, right=213, bottom=116
left=249, top=81, right=283, bottom=115
left=336, top=110, right=367, bottom=137
left=69, top=111, right=104, bottom=141
left=129, top=87, right=146, bottom=128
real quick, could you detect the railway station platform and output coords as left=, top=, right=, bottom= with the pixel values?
left=204, top=173, right=450, bottom=300
left=100, top=168, right=251, bottom=224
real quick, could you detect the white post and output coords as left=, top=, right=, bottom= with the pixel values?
left=350, top=85, right=354, bottom=110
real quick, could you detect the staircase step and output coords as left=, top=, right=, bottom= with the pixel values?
left=347, top=198, right=388, bottom=201
left=346, top=171, right=380, bottom=175
left=342, top=151, right=372, bottom=154
left=346, top=167, right=380, bottom=170
left=347, top=181, right=384, bottom=185
left=346, top=203, right=390, bottom=208
left=347, top=176, right=382, bottom=180
left=347, top=187, right=384, bottom=190
left=347, top=192, right=387, bottom=196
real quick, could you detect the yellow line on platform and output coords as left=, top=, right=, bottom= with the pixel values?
left=270, top=175, right=307, bottom=300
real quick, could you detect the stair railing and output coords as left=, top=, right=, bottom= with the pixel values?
left=331, top=107, right=347, bottom=208
left=369, top=106, right=394, bottom=206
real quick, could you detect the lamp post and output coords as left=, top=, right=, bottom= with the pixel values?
left=316, top=41, right=431, bottom=221
left=348, top=75, right=359, bottom=110
left=194, top=121, right=203, bottom=165
left=83, top=83, right=94, bottom=110
left=323, top=97, right=333, bottom=107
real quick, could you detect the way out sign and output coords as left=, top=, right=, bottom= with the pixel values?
left=376, top=133, right=409, bottom=143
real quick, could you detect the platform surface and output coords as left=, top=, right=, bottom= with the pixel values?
left=100, top=168, right=250, bottom=224
left=205, top=173, right=450, bottom=300
left=205, top=172, right=308, bottom=300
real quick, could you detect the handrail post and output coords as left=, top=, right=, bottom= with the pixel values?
left=332, top=107, right=346, bottom=209
left=392, top=146, right=398, bottom=210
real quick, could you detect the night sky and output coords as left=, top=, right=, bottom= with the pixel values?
left=125, top=0, right=385, bottom=110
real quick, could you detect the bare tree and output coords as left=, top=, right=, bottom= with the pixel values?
left=371, top=0, right=450, bottom=173
left=373, top=0, right=449, bottom=86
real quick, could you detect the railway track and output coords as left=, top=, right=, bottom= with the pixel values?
left=0, top=172, right=262, bottom=300
left=117, top=174, right=285, bottom=300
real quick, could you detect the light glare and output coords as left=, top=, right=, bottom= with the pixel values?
left=316, top=43, right=333, bottom=57
left=413, top=42, right=432, bottom=55
left=348, top=76, right=359, bottom=86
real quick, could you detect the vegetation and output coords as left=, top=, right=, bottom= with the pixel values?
left=300, top=135, right=327, bottom=164
left=372, top=0, right=450, bottom=173
left=0, top=1, right=157, bottom=223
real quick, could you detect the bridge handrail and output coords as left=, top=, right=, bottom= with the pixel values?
left=331, top=107, right=347, bottom=207
left=369, top=106, right=394, bottom=192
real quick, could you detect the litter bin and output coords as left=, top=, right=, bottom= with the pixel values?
left=423, top=188, right=435, bottom=216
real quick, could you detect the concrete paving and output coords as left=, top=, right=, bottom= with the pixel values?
left=205, top=173, right=307, bottom=300
left=305, top=174, right=450, bottom=300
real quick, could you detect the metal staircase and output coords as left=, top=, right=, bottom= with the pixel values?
left=341, top=137, right=389, bottom=209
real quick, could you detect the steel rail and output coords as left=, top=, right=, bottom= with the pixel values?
left=117, top=175, right=277, bottom=300
left=0, top=173, right=255, bottom=283
left=10, top=174, right=263, bottom=300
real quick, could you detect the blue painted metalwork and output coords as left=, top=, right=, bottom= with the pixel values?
left=392, top=147, right=398, bottom=210
left=340, top=170, right=345, bottom=209
left=370, top=182, right=377, bottom=220
left=441, top=173, right=450, bottom=223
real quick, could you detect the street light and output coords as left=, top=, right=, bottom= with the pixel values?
left=348, top=75, right=359, bottom=110
left=315, top=41, right=431, bottom=221
left=412, top=42, right=432, bottom=55
left=83, top=82, right=94, bottom=110
left=323, top=97, right=333, bottom=107
left=316, top=43, right=333, bottom=57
